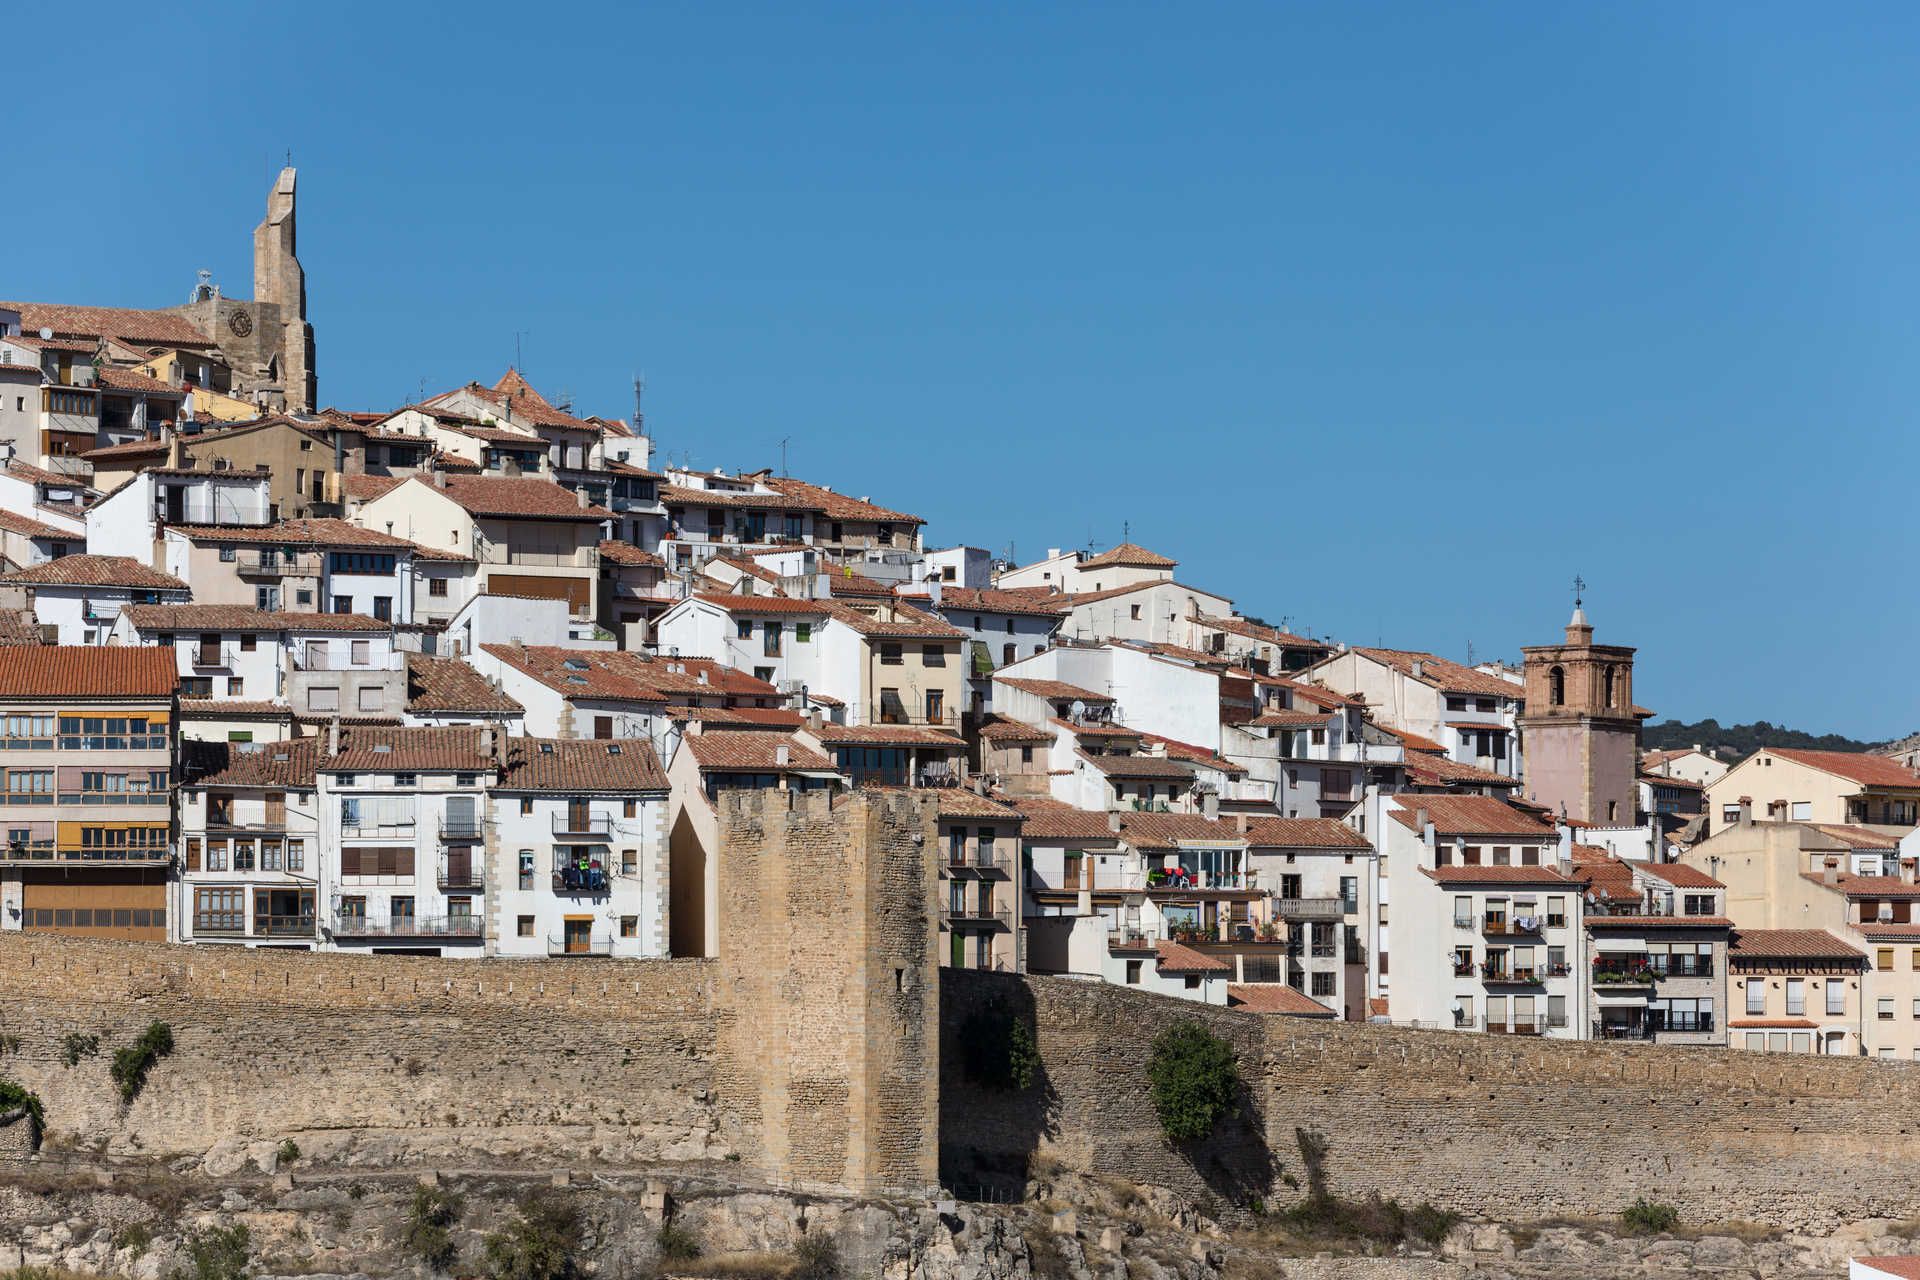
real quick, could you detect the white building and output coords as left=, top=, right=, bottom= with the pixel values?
left=0, top=554, right=192, bottom=644
left=1308, top=647, right=1525, bottom=782
left=489, top=737, right=671, bottom=958
left=175, top=738, right=324, bottom=947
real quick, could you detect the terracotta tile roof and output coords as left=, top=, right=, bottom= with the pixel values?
left=427, top=474, right=614, bottom=521
left=1389, top=794, right=1553, bottom=837
left=1855, top=1261, right=1920, bottom=1280
left=1807, top=824, right=1904, bottom=850
left=1587, top=914, right=1733, bottom=929
left=709, top=555, right=780, bottom=585
left=178, top=699, right=289, bottom=718
left=1800, top=873, right=1920, bottom=900
left=996, top=677, right=1113, bottom=703
left=1080, top=751, right=1194, bottom=781
left=684, top=729, right=834, bottom=773
left=496, top=736, right=668, bottom=792
left=1243, top=817, right=1372, bottom=850
left=1244, top=709, right=1334, bottom=728
left=1154, top=939, right=1229, bottom=974
left=1, top=334, right=93, bottom=353
left=1117, top=811, right=1247, bottom=850
left=1342, top=648, right=1522, bottom=700
left=1192, top=614, right=1323, bottom=649
left=660, top=483, right=821, bottom=511
left=1, top=301, right=213, bottom=349
left=1405, top=752, right=1521, bottom=789
left=406, top=654, right=523, bottom=715
left=0, top=509, right=71, bottom=540
left=1728, top=928, right=1865, bottom=960
left=597, top=539, right=663, bottom=569
left=80, top=437, right=170, bottom=462
left=1054, top=718, right=1140, bottom=739
left=1853, top=923, right=1920, bottom=942
left=1636, top=862, right=1724, bottom=889
left=0, top=645, right=176, bottom=698
left=1227, top=984, right=1338, bottom=1017
left=1138, top=734, right=1244, bottom=776
left=1368, top=996, right=1389, bottom=1017
left=482, top=644, right=778, bottom=704
left=456, top=371, right=602, bottom=433
left=0, top=610, right=47, bottom=646
left=1424, top=865, right=1577, bottom=886
left=343, top=474, right=405, bottom=501
left=667, top=706, right=806, bottom=729
left=1081, top=542, right=1176, bottom=570
left=690, top=592, right=828, bottom=615
left=1059, top=579, right=1159, bottom=606
left=1765, top=749, right=1920, bottom=790
left=935, top=586, right=1069, bottom=618
left=757, top=474, right=923, bottom=525
left=439, top=422, right=547, bottom=447
left=320, top=726, right=496, bottom=773
left=0, top=554, right=187, bottom=590
left=161, top=517, right=419, bottom=550
left=182, top=738, right=322, bottom=788
left=7, top=460, right=93, bottom=490
left=821, top=568, right=899, bottom=600
left=821, top=600, right=966, bottom=640
left=934, top=790, right=1023, bottom=820
left=274, top=611, right=394, bottom=633
left=94, top=366, right=181, bottom=395
left=123, top=604, right=282, bottom=631
left=977, top=715, right=1052, bottom=744
left=1727, top=1018, right=1820, bottom=1030
left=1005, top=796, right=1120, bottom=842
left=814, top=723, right=965, bottom=748
left=1639, top=772, right=1704, bottom=791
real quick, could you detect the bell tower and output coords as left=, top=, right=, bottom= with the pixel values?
left=251, top=166, right=316, bottom=413
left=1519, top=589, right=1641, bottom=826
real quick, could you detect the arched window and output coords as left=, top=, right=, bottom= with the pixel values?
left=1602, top=666, right=1616, bottom=708
left=1548, top=666, right=1566, bottom=707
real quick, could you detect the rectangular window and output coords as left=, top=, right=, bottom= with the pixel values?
left=795, top=622, right=810, bottom=643
left=1453, top=896, right=1472, bottom=929
left=922, top=644, right=945, bottom=667
left=620, top=916, right=638, bottom=938
left=1746, top=978, right=1765, bottom=1016
left=1827, top=981, right=1846, bottom=1015
left=351, top=640, right=371, bottom=665
left=518, top=915, right=534, bottom=937
left=1881, top=998, right=1897, bottom=1020
left=428, top=577, right=449, bottom=598
left=736, top=618, right=753, bottom=640
left=880, top=642, right=903, bottom=665
left=1785, top=978, right=1804, bottom=1016
left=1310, top=972, right=1335, bottom=997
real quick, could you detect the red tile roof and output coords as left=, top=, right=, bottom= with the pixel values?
left=1765, top=749, right=1920, bottom=790
left=406, top=654, right=523, bottom=715
left=1800, top=873, right=1920, bottom=900
left=0, top=509, right=71, bottom=540
left=597, top=539, right=664, bottom=569
left=496, top=737, right=668, bottom=792
left=813, top=723, right=965, bottom=748
left=1227, top=984, right=1338, bottom=1017
left=1139, top=733, right=1244, bottom=776
left=683, top=729, right=834, bottom=772
left=1, top=301, right=213, bottom=349
left=1808, top=824, right=1904, bottom=850
left=934, top=790, right=1024, bottom=820
left=934, top=586, right=1069, bottom=619
left=0, top=646, right=176, bottom=698
left=1243, top=817, right=1372, bottom=850
left=757, top=474, right=923, bottom=525
left=1389, top=794, right=1553, bottom=837
left=182, top=738, right=322, bottom=788
left=1080, top=751, right=1195, bottom=781
left=1192, top=614, right=1324, bottom=649
left=429, top=473, right=615, bottom=520
left=822, top=600, right=965, bottom=640
left=977, top=715, right=1053, bottom=744
left=1636, top=862, right=1724, bottom=889
left=1727, top=1018, right=1820, bottom=1030
left=1341, top=648, right=1521, bottom=700
left=1116, top=811, right=1248, bottom=850
left=1154, top=939, right=1229, bottom=974
left=320, top=726, right=496, bottom=773
left=690, top=592, right=828, bottom=615
left=1004, top=796, right=1120, bottom=842
left=1728, top=928, right=1865, bottom=960
left=1855, top=1262, right=1920, bottom=1280
left=1423, top=865, right=1577, bottom=886
left=0, top=555, right=187, bottom=590
left=1244, top=709, right=1334, bottom=728
left=668, top=706, right=806, bottom=729
left=343, top=474, right=405, bottom=502
left=1081, top=542, right=1176, bottom=570
left=164, top=517, right=422, bottom=549
left=1405, top=752, right=1521, bottom=789
left=996, top=677, right=1113, bottom=703
left=95, top=366, right=181, bottom=395
left=483, top=644, right=778, bottom=704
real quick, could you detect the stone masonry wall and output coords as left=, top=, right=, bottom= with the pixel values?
left=0, top=935, right=735, bottom=1172
left=943, top=969, right=1920, bottom=1233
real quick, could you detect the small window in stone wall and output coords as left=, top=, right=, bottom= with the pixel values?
left=517, top=915, right=534, bottom=937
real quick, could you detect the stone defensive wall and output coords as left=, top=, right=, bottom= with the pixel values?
left=943, top=969, right=1920, bottom=1233
left=0, top=785, right=1916, bottom=1235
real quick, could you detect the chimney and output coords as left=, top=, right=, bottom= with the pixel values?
left=685, top=719, right=704, bottom=737
left=1202, top=791, right=1219, bottom=821
left=1692, top=743, right=1702, bottom=754
left=1234, top=812, right=1248, bottom=835
left=482, top=725, right=496, bottom=759
left=327, top=717, right=340, bottom=757
left=775, top=743, right=790, bottom=767
left=1822, top=862, right=1839, bottom=886
left=433, top=468, right=448, bottom=489
left=1410, top=659, right=1424, bottom=680
left=577, top=488, right=589, bottom=508
left=1107, top=810, right=1122, bottom=833
left=1414, top=806, right=1430, bottom=836
left=1737, top=796, right=1752, bottom=826
left=166, top=435, right=183, bottom=469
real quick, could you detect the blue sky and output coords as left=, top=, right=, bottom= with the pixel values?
left=9, top=4, right=1915, bottom=737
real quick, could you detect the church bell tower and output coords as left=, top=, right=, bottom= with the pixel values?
left=1518, top=593, right=1641, bottom=826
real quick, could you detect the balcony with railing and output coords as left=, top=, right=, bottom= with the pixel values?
left=947, top=849, right=1014, bottom=877
left=1108, top=925, right=1157, bottom=951
left=1480, top=964, right=1543, bottom=984
left=946, top=901, right=1012, bottom=928
left=547, top=935, right=617, bottom=957
left=552, top=812, right=613, bottom=839
left=331, top=914, right=482, bottom=939
left=1146, top=868, right=1258, bottom=894
left=1480, top=1016, right=1549, bottom=1036
left=238, top=554, right=322, bottom=578
left=437, top=856, right=485, bottom=892
left=1270, top=896, right=1345, bottom=920
left=552, top=862, right=612, bottom=895
left=1592, top=965, right=1657, bottom=987
left=1, top=843, right=170, bottom=865
left=438, top=815, right=484, bottom=842
left=1482, top=914, right=1544, bottom=936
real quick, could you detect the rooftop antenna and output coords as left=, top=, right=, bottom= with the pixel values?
left=632, top=373, right=647, bottom=439
left=1122, top=520, right=1130, bottom=541
left=779, top=436, right=791, bottom=477
left=513, top=331, right=527, bottom=372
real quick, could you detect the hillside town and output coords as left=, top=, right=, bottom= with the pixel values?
left=2, top=170, right=1917, bottom=1061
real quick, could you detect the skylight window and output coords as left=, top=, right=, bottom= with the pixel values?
left=564, top=658, right=590, bottom=671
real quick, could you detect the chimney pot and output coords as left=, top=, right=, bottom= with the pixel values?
left=433, top=469, right=448, bottom=489
left=1107, top=810, right=1122, bottom=833
left=577, top=488, right=589, bottom=508
left=1234, top=812, right=1248, bottom=835
left=328, top=717, right=340, bottom=757
left=1202, top=792, right=1219, bottom=821
left=775, top=743, right=790, bottom=766
left=1415, top=806, right=1430, bottom=833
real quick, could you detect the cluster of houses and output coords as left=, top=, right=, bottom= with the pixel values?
left=2, top=175, right=1918, bottom=1055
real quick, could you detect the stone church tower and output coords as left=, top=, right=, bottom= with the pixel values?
left=1519, top=605, right=1640, bottom=825
left=170, top=167, right=316, bottom=413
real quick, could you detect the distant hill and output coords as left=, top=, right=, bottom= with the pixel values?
left=1641, top=718, right=1890, bottom=764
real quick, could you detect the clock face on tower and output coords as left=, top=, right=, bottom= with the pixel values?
left=228, top=309, right=254, bottom=337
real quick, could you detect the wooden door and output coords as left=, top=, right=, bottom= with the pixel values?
left=265, top=792, right=286, bottom=827
left=564, top=917, right=593, bottom=955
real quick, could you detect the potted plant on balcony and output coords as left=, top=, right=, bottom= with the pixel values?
left=1147, top=868, right=1167, bottom=887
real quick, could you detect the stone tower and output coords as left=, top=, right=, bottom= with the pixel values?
left=1519, top=605, right=1640, bottom=825
left=252, top=167, right=316, bottom=413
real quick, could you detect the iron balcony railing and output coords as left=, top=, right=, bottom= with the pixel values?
left=1, top=846, right=170, bottom=865
left=946, top=903, right=1012, bottom=928
left=438, top=816, right=484, bottom=841
left=1482, top=916, right=1544, bottom=936
left=331, top=914, right=482, bottom=939
left=1108, top=926, right=1157, bottom=950
left=437, top=856, right=485, bottom=892
left=946, top=850, right=1013, bottom=877
left=1270, top=896, right=1345, bottom=919
left=547, top=935, right=616, bottom=958
left=552, top=812, right=613, bottom=839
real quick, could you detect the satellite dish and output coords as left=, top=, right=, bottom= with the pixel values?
left=38, top=328, right=52, bottom=341
left=1450, top=1001, right=1464, bottom=1015
left=1068, top=699, right=1087, bottom=721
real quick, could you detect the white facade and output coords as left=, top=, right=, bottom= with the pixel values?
left=490, top=776, right=668, bottom=958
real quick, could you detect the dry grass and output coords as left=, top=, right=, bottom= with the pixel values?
left=663, top=1253, right=797, bottom=1279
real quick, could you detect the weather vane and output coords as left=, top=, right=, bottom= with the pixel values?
left=1573, top=574, right=1586, bottom=610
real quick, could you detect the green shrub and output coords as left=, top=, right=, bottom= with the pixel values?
left=1622, top=1198, right=1679, bottom=1235
left=275, top=1139, right=300, bottom=1166
left=0, top=1077, right=44, bottom=1146
left=482, top=1192, right=578, bottom=1280
left=655, top=1219, right=701, bottom=1262
left=403, top=1180, right=465, bottom=1272
left=1146, top=1022, right=1240, bottom=1142
left=791, top=1232, right=838, bottom=1280
left=1277, top=1131, right=1457, bottom=1248
left=174, top=1222, right=250, bottom=1280
left=110, top=1022, right=174, bottom=1103
left=59, top=1033, right=99, bottom=1068
left=112, top=1222, right=153, bottom=1258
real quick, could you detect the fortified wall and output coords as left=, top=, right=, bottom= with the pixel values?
left=2, top=792, right=1919, bottom=1235
left=943, top=970, right=1920, bottom=1233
